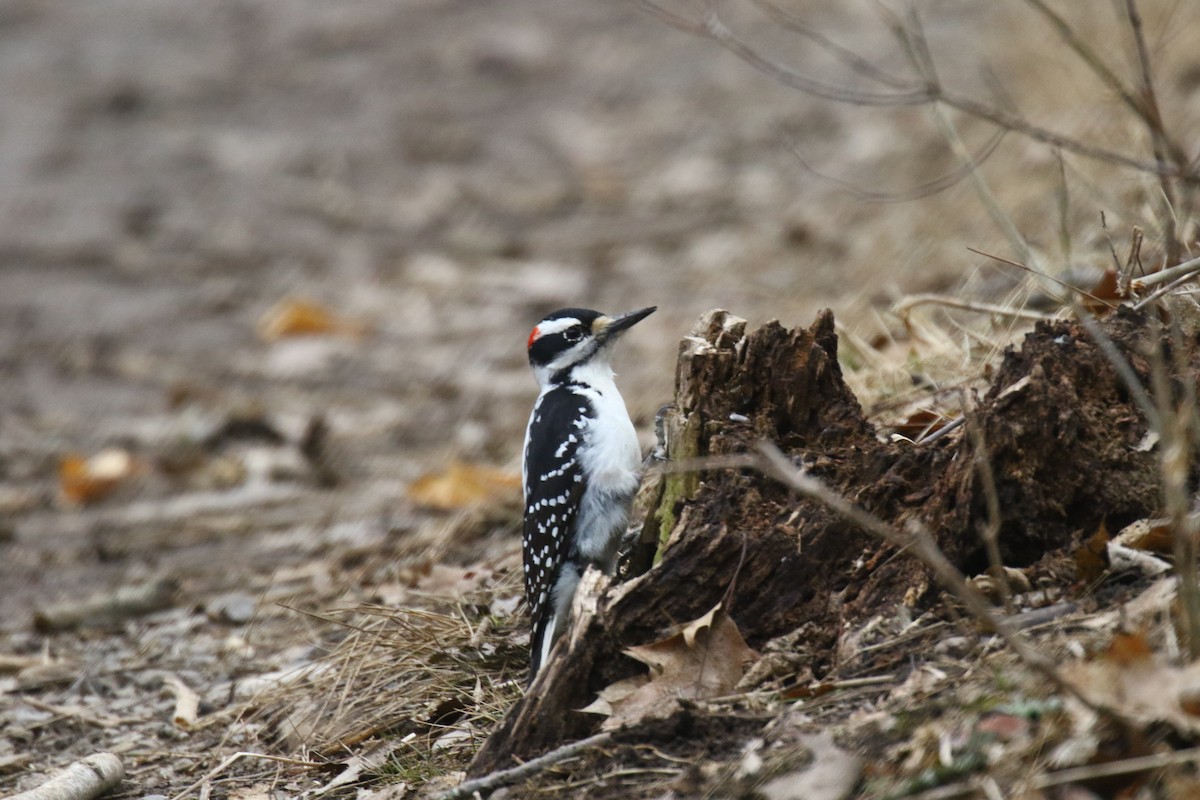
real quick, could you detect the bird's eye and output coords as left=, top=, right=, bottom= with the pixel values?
left=564, top=325, right=584, bottom=343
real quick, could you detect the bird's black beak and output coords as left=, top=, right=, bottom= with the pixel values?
left=600, top=306, right=656, bottom=341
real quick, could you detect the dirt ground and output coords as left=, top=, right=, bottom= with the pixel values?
left=2, top=0, right=1200, bottom=797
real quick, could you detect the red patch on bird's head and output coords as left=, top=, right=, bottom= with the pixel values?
left=527, top=325, right=540, bottom=349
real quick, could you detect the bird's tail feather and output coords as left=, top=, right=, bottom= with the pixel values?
left=528, top=610, right=560, bottom=685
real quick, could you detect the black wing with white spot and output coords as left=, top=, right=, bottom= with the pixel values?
left=522, top=386, right=592, bottom=669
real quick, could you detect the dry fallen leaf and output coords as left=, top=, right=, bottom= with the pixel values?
left=888, top=408, right=949, bottom=441
left=1082, top=268, right=1126, bottom=315
left=1074, top=520, right=1110, bottom=583
left=1063, top=631, right=1200, bottom=734
left=229, top=783, right=275, bottom=800
left=390, top=561, right=496, bottom=599
left=583, top=602, right=757, bottom=730
left=759, top=733, right=863, bottom=800
left=1113, top=518, right=1174, bottom=554
left=1106, top=630, right=1154, bottom=665
left=58, top=448, right=140, bottom=506
left=408, top=462, right=521, bottom=511
left=256, top=296, right=364, bottom=341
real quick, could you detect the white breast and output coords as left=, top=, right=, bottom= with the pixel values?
left=569, top=361, right=641, bottom=568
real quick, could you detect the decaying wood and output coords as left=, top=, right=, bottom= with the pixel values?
left=9, top=753, right=124, bottom=800
left=0, top=653, right=45, bottom=674
left=163, top=674, right=201, bottom=729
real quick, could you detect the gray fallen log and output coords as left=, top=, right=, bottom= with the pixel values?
left=10, top=753, right=124, bottom=800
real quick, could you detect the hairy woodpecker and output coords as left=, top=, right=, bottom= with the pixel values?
left=522, top=305, right=656, bottom=681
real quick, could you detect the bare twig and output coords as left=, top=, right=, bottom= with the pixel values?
left=1124, top=227, right=1146, bottom=289
left=751, top=0, right=916, bottom=89
left=438, top=732, right=614, bottom=800
left=1055, top=150, right=1073, bottom=263
left=699, top=7, right=932, bottom=106
left=886, top=4, right=1036, bottom=268
left=1019, top=0, right=1152, bottom=137
left=1134, top=252, right=1200, bottom=288
left=1125, top=0, right=1182, bottom=265
left=1132, top=266, right=1200, bottom=310
left=917, top=414, right=966, bottom=445
left=1032, top=744, right=1200, bottom=788
left=788, top=130, right=1006, bottom=203
left=634, top=0, right=1199, bottom=182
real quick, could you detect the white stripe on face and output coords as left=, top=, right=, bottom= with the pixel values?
left=531, top=317, right=581, bottom=341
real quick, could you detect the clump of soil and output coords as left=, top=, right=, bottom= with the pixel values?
left=471, top=304, right=1186, bottom=772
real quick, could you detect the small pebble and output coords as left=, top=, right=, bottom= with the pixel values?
left=207, top=592, right=257, bottom=625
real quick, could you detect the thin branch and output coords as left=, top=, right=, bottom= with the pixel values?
left=634, top=0, right=1200, bottom=182
left=632, top=0, right=707, bottom=35
left=787, top=129, right=1005, bottom=203
left=1125, top=0, right=1182, bottom=264
left=1033, top=744, right=1200, bottom=788
left=886, top=4, right=1036, bottom=267
left=943, top=87, right=1185, bottom=179
left=1055, top=150, right=1073, bottom=264
left=1019, top=0, right=1147, bottom=133
left=917, top=414, right=966, bottom=445
left=1132, top=265, right=1200, bottom=310
left=701, top=8, right=934, bottom=106
left=438, top=732, right=614, bottom=800
left=751, top=0, right=919, bottom=90
left=899, top=2, right=940, bottom=89
left=1135, top=251, right=1200, bottom=288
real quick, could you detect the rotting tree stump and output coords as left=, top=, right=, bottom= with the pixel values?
left=469, top=305, right=1179, bottom=775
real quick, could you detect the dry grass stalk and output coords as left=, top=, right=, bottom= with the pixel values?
left=165, top=752, right=326, bottom=800
left=230, top=566, right=526, bottom=791
left=1148, top=315, right=1200, bottom=658
left=891, top=295, right=1053, bottom=322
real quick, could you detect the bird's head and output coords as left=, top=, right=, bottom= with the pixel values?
left=526, top=306, right=656, bottom=387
